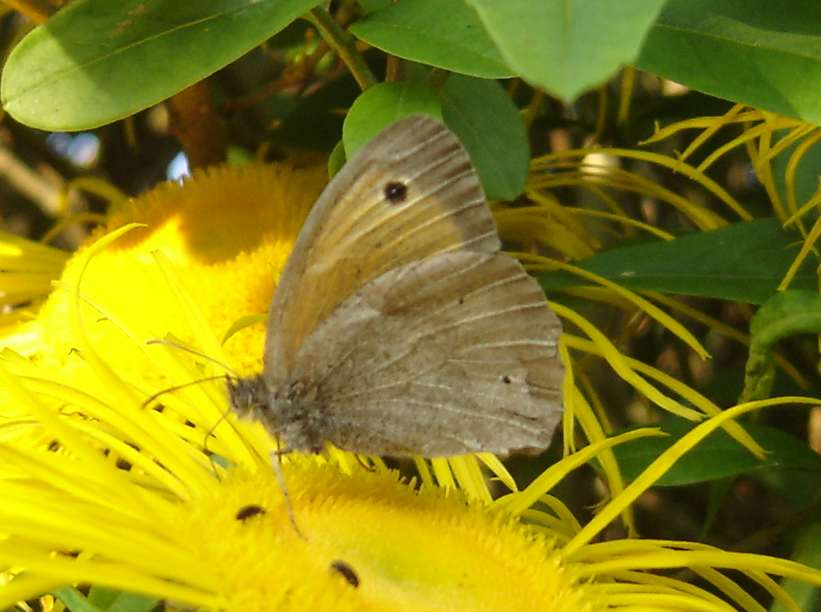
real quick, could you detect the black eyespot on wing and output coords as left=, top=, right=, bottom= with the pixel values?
left=235, top=504, right=266, bottom=521
left=330, top=559, right=360, bottom=588
left=383, top=181, right=407, bottom=204
left=501, top=375, right=511, bottom=384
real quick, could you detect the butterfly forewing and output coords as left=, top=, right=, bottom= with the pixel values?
left=264, top=115, right=499, bottom=384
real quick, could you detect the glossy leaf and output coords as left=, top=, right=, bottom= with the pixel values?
left=440, top=75, right=528, bottom=200
left=613, top=417, right=821, bottom=486
left=342, top=80, right=442, bottom=158
left=636, top=0, right=821, bottom=124
left=350, top=0, right=512, bottom=78
left=1, top=0, right=319, bottom=130
left=466, top=0, right=664, bottom=101
left=540, top=219, right=816, bottom=304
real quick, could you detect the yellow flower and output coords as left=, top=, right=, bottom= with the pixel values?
left=3, top=162, right=326, bottom=378
left=2, top=308, right=820, bottom=610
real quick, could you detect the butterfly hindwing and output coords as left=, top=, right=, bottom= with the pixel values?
left=288, top=250, right=563, bottom=456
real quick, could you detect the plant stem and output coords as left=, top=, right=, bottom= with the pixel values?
left=427, top=68, right=450, bottom=94
left=307, top=7, right=376, bottom=91
left=168, top=81, right=228, bottom=169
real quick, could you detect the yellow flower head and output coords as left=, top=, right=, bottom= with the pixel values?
left=34, top=162, right=326, bottom=377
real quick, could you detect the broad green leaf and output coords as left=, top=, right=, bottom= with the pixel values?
left=539, top=218, right=816, bottom=304
left=465, top=0, right=665, bottom=101
left=440, top=75, right=528, bottom=200
left=741, top=290, right=821, bottom=402
left=350, top=0, right=512, bottom=78
left=1, top=0, right=319, bottom=130
left=342, top=80, right=442, bottom=158
left=613, top=417, right=821, bottom=486
left=636, top=0, right=821, bottom=125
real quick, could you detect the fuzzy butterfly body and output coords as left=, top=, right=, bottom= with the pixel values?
left=230, top=115, right=563, bottom=457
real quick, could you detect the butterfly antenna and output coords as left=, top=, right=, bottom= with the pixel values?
left=271, top=443, right=306, bottom=540
left=146, top=337, right=240, bottom=378
left=140, top=375, right=229, bottom=410
left=145, top=337, right=247, bottom=472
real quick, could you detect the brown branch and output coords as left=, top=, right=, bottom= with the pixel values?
left=167, top=81, right=228, bottom=169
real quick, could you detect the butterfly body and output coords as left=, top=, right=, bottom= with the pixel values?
left=230, top=115, right=563, bottom=458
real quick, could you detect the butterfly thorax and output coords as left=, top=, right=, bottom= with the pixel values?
left=227, top=375, right=325, bottom=453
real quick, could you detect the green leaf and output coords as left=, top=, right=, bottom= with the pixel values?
left=636, top=0, right=821, bottom=125
left=87, top=586, right=159, bottom=612
left=221, top=313, right=267, bottom=345
left=342, top=80, right=442, bottom=158
left=751, top=290, right=821, bottom=340
left=613, top=417, right=821, bottom=486
left=1, top=0, right=319, bottom=130
left=54, top=588, right=104, bottom=612
left=440, top=75, right=528, bottom=200
left=771, top=522, right=821, bottom=612
left=540, top=218, right=816, bottom=304
left=349, top=0, right=512, bottom=78
left=465, top=0, right=665, bottom=101
left=358, top=0, right=392, bottom=12
left=327, top=139, right=346, bottom=178
left=771, top=135, right=821, bottom=208
left=741, top=290, right=821, bottom=402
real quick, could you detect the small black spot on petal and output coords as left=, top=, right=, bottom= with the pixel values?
left=330, top=559, right=360, bottom=588
left=383, top=181, right=407, bottom=204
left=501, top=375, right=512, bottom=384
left=235, top=504, right=266, bottom=521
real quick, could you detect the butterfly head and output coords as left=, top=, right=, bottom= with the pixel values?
left=227, top=376, right=324, bottom=454
left=226, top=374, right=269, bottom=421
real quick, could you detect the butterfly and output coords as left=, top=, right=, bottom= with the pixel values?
left=230, top=114, right=563, bottom=457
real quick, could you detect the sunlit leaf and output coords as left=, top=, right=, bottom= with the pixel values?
left=2, top=0, right=319, bottom=130
left=466, top=0, right=664, bottom=101
left=350, top=0, right=512, bottom=78
left=342, top=80, right=442, bottom=157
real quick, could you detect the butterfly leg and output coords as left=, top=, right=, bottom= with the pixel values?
left=267, top=448, right=307, bottom=540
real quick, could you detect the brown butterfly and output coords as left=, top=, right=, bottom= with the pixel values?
left=230, top=114, right=563, bottom=457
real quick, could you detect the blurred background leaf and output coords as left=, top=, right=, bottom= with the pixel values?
left=637, top=0, right=821, bottom=124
